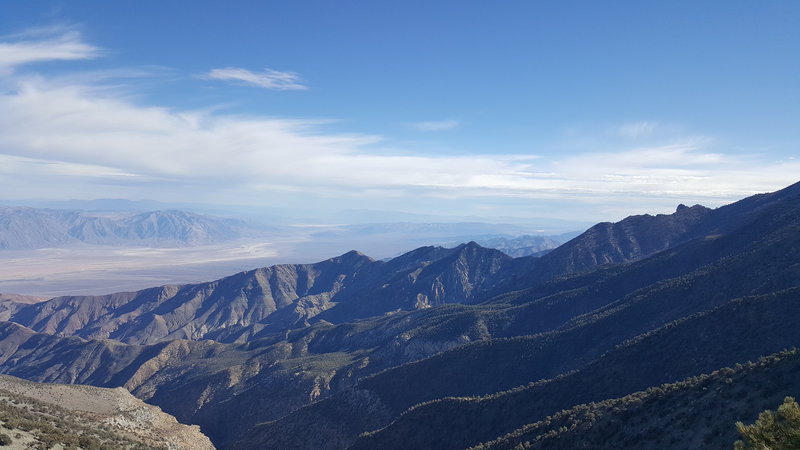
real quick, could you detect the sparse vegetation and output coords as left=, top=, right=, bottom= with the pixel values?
left=0, top=388, right=157, bottom=450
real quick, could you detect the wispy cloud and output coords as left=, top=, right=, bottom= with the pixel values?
left=408, top=119, right=460, bottom=131
left=0, top=27, right=100, bottom=74
left=205, top=67, right=308, bottom=90
left=617, top=120, right=659, bottom=138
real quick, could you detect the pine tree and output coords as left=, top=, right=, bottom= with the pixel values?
left=734, top=396, right=800, bottom=449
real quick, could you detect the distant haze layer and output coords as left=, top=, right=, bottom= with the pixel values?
left=0, top=206, right=575, bottom=297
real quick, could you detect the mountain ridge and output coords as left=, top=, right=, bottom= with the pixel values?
left=0, top=207, right=245, bottom=248
left=6, top=194, right=727, bottom=346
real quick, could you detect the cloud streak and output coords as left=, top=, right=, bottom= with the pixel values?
left=0, top=28, right=100, bottom=74
left=409, top=119, right=460, bottom=131
left=205, top=67, right=308, bottom=90
left=617, top=120, right=659, bottom=138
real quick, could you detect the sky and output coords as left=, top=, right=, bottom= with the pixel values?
left=0, top=0, right=798, bottom=223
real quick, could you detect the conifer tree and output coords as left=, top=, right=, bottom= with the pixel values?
left=734, top=396, right=800, bottom=449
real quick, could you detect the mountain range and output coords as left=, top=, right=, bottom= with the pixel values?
left=0, top=207, right=246, bottom=248
left=0, top=181, right=797, bottom=448
left=0, top=205, right=573, bottom=254
left=442, top=233, right=578, bottom=258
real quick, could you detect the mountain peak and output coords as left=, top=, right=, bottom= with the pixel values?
left=675, top=203, right=708, bottom=214
left=459, top=241, right=483, bottom=250
left=333, top=249, right=373, bottom=263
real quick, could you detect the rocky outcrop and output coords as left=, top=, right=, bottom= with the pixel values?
left=0, top=374, right=214, bottom=449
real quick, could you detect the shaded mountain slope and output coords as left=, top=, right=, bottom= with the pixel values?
left=0, top=297, right=555, bottom=447
left=505, top=180, right=800, bottom=292
left=350, top=287, right=800, bottom=450
left=532, top=203, right=710, bottom=275
left=244, top=182, right=800, bottom=449
left=314, top=242, right=512, bottom=323
left=473, top=349, right=800, bottom=450
left=0, top=293, right=44, bottom=321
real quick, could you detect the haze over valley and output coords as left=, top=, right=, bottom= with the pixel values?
left=0, top=203, right=581, bottom=296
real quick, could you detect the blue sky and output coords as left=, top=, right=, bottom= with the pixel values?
left=0, top=1, right=798, bottom=223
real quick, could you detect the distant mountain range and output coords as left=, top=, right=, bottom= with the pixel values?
left=0, top=207, right=247, bottom=248
left=442, top=233, right=579, bottom=257
left=0, top=181, right=797, bottom=448
left=0, top=205, right=571, bottom=257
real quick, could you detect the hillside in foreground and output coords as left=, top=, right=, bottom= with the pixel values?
left=0, top=375, right=214, bottom=449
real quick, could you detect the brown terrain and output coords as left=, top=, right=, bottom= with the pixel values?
left=0, top=374, right=214, bottom=449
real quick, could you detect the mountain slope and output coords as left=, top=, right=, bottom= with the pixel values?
left=534, top=203, right=710, bottom=274
left=8, top=244, right=513, bottom=344
left=0, top=304, right=506, bottom=447
left=7, top=192, right=722, bottom=346
left=8, top=251, right=374, bottom=344
left=243, top=181, right=800, bottom=449
left=0, top=293, right=44, bottom=321
left=472, top=349, right=800, bottom=450
left=0, top=374, right=214, bottom=449
left=504, top=180, right=800, bottom=292
left=349, top=286, right=800, bottom=450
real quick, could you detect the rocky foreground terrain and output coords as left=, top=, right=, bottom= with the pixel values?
left=0, top=374, right=214, bottom=449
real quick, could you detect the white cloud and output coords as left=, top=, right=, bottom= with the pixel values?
left=0, top=28, right=100, bottom=74
left=408, top=119, right=460, bottom=131
left=0, top=29, right=797, bottom=221
left=205, top=67, right=308, bottom=90
left=2, top=77, right=793, bottom=207
left=1, top=72, right=796, bottom=217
